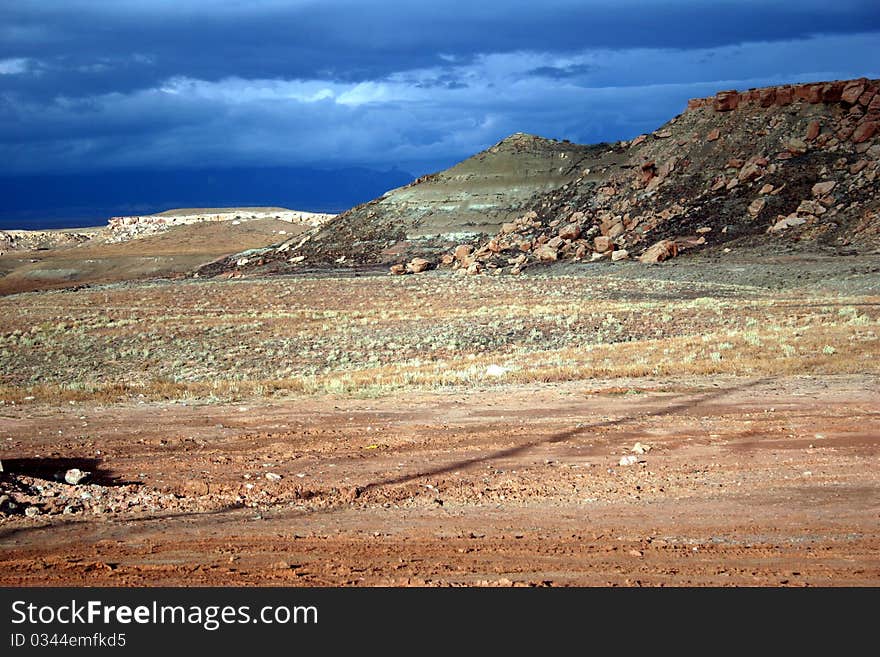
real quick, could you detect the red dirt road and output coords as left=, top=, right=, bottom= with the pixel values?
left=1, top=375, right=878, bottom=586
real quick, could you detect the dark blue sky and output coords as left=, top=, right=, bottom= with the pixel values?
left=2, top=1, right=879, bottom=226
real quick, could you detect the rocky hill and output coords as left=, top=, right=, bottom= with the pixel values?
left=201, top=77, right=880, bottom=277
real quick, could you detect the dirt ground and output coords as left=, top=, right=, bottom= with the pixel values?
left=1, top=374, right=878, bottom=586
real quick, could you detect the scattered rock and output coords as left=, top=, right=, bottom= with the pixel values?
left=850, top=160, right=869, bottom=174
left=534, top=245, right=559, bottom=262
left=610, top=249, right=629, bottom=261
left=769, top=215, right=807, bottom=232
left=738, top=162, right=762, bottom=182
left=454, top=244, right=473, bottom=261
left=631, top=442, right=652, bottom=455
left=24, top=506, right=40, bottom=517
left=64, top=468, right=89, bottom=486
left=557, top=223, right=581, bottom=241
left=639, top=239, right=677, bottom=263
left=786, top=138, right=807, bottom=155
left=852, top=121, right=877, bottom=144
left=841, top=80, right=866, bottom=105
left=618, top=455, right=641, bottom=467
left=797, top=200, right=826, bottom=215
left=265, top=473, right=282, bottom=481
left=706, top=128, right=721, bottom=142
left=389, top=264, right=406, bottom=275
left=748, top=198, right=766, bottom=217
left=406, top=257, right=431, bottom=274
left=593, top=236, right=613, bottom=253
left=811, top=181, right=836, bottom=197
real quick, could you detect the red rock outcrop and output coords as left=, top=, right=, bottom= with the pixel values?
left=685, top=78, right=879, bottom=146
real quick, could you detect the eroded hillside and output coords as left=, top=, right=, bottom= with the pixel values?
left=203, top=77, right=880, bottom=278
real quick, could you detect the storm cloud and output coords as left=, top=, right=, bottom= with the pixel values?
left=2, top=1, right=879, bottom=176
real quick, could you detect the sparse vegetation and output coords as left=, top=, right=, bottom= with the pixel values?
left=1, top=272, right=877, bottom=403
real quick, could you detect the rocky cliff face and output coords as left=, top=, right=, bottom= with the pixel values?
left=0, top=229, right=94, bottom=254
left=107, top=208, right=335, bottom=242
left=202, top=77, right=880, bottom=278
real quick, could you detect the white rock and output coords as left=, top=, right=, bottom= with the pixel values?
left=64, top=468, right=89, bottom=485
left=484, top=364, right=510, bottom=378
left=619, top=455, right=640, bottom=466
left=265, top=473, right=282, bottom=481
left=631, top=442, right=652, bottom=455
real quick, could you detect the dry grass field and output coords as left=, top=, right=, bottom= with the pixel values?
left=1, top=263, right=877, bottom=403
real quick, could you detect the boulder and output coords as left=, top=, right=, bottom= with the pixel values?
left=607, top=222, right=624, bottom=239
left=557, top=223, right=581, bottom=241
left=639, top=239, right=677, bottom=263
left=852, top=121, right=878, bottom=144
left=850, top=160, right=869, bottom=174
left=64, top=469, right=89, bottom=486
left=610, top=249, right=629, bottom=262
left=821, top=82, right=844, bottom=103
left=806, top=120, right=821, bottom=141
left=786, top=138, right=807, bottom=155
left=706, top=128, right=721, bottom=142
left=389, top=264, right=406, bottom=275
left=841, top=80, right=866, bottom=105
left=594, top=236, right=613, bottom=252
left=811, top=181, right=836, bottom=197
left=769, top=215, right=807, bottom=232
left=407, top=258, right=431, bottom=274
left=748, top=198, right=766, bottom=217
left=797, top=200, right=826, bottom=215
left=534, top=245, right=558, bottom=262
left=738, top=163, right=762, bottom=182
left=454, top=244, right=473, bottom=262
